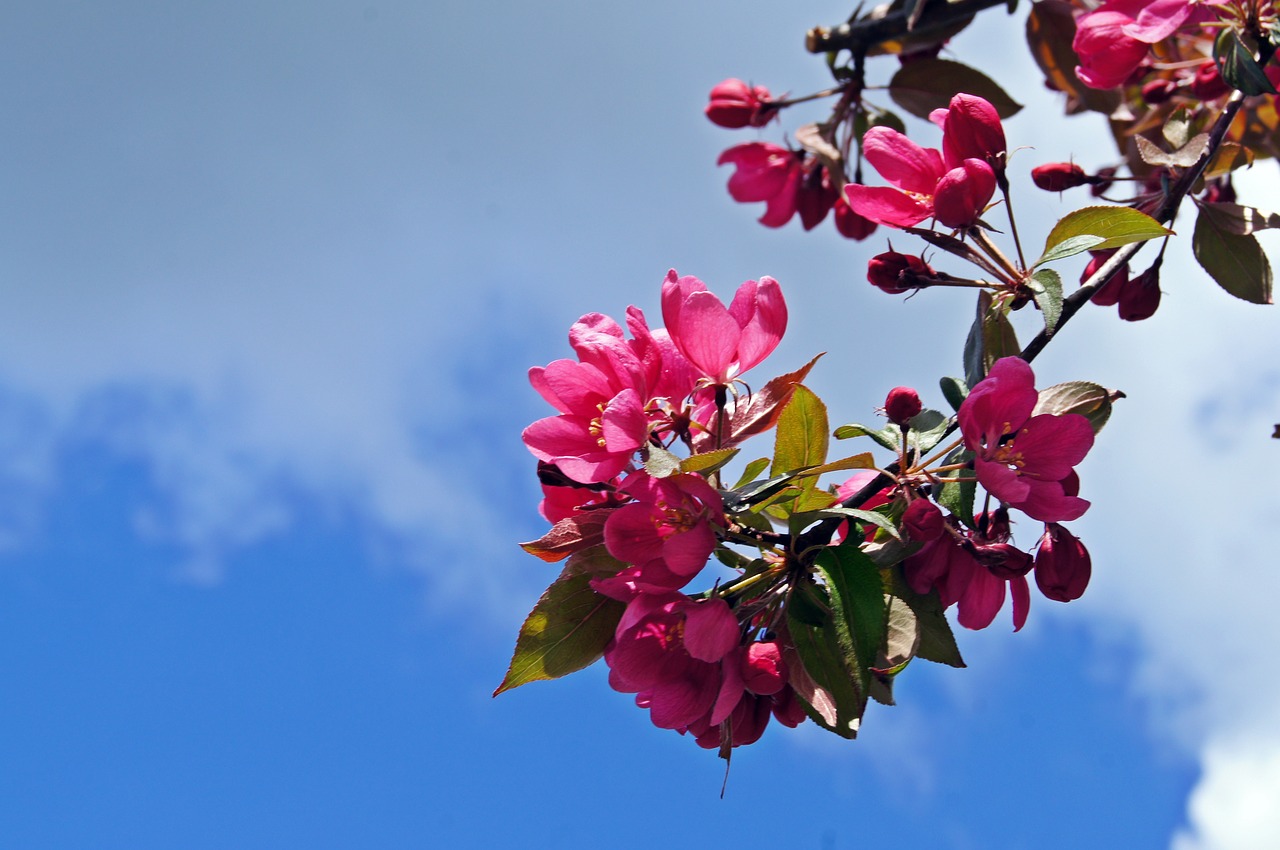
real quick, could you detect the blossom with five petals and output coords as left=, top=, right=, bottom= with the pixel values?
left=661, top=270, right=787, bottom=386
left=716, top=142, right=803, bottom=227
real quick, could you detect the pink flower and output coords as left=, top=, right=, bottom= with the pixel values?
left=661, top=271, right=787, bottom=386
left=843, top=127, right=995, bottom=229
left=605, top=593, right=741, bottom=730
left=867, top=251, right=935, bottom=294
left=1073, top=1, right=1151, bottom=89
left=1034, top=523, right=1092, bottom=602
left=598, top=470, right=726, bottom=595
left=902, top=498, right=944, bottom=542
left=930, top=93, right=1006, bottom=170
left=958, top=357, right=1094, bottom=522
left=717, top=142, right=803, bottom=227
left=705, top=78, right=775, bottom=129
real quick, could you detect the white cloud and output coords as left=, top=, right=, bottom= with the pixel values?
left=1173, top=736, right=1280, bottom=850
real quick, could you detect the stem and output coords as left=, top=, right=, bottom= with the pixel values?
left=997, top=169, right=1028, bottom=272
left=969, top=228, right=1022, bottom=282
left=806, top=0, right=1011, bottom=54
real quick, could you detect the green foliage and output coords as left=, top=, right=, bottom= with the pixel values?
left=1194, top=203, right=1274, bottom=304
left=887, top=58, right=1022, bottom=120
left=1027, top=268, right=1063, bottom=333
left=495, top=572, right=625, bottom=695
left=1039, top=206, right=1171, bottom=264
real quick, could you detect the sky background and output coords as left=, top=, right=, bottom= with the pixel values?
left=0, top=1, right=1278, bottom=848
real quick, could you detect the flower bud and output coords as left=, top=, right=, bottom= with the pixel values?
left=902, top=498, right=944, bottom=542
left=741, top=641, right=788, bottom=695
left=1032, top=162, right=1089, bottom=192
left=833, top=195, right=877, bottom=240
left=1082, top=249, right=1128, bottom=307
left=1118, top=262, right=1161, bottom=321
left=1090, top=166, right=1118, bottom=197
left=705, top=78, right=774, bottom=129
left=1191, top=61, right=1230, bottom=101
left=1034, top=523, right=1091, bottom=602
left=974, top=543, right=1034, bottom=579
left=884, top=386, right=923, bottom=426
left=868, top=252, right=934, bottom=294
left=1141, top=78, right=1179, bottom=104
left=796, top=164, right=839, bottom=231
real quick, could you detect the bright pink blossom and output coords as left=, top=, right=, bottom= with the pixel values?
left=605, top=593, right=741, bottom=730
left=717, top=142, right=803, bottom=227
left=705, top=78, right=775, bottom=129
left=598, top=470, right=726, bottom=595
left=958, top=357, right=1094, bottom=522
left=1073, top=0, right=1214, bottom=90
left=661, top=271, right=787, bottom=386
left=844, top=129, right=995, bottom=229
left=884, top=386, right=923, bottom=425
left=930, top=93, right=1006, bottom=170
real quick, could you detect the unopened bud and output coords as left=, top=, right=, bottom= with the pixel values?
left=740, top=641, right=788, bottom=695
left=705, top=78, right=775, bottom=129
left=1191, top=61, right=1230, bottom=101
left=833, top=195, right=877, bottom=240
left=868, top=251, right=934, bottom=294
left=974, top=543, right=1034, bottom=579
left=796, top=164, right=838, bottom=231
left=1090, top=166, right=1118, bottom=197
left=1082, top=250, right=1128, bottom=307
left=1119, top=262, right=1161, bottom=321
left=884, top=386, right=923, bottom=426
left=1032, top=162, right=1088, bottom=192
left=1141, top=78, right=1178, bottom=104
left=902, top=498, right=944, bottom=542
left=1034, top=523, right=1091, bottom=602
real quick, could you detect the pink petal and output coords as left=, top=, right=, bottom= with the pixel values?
left=1010, top=575, right=1031, bottom=632
left=676, top=290, right=742, bottom=380
left=933, top=159, right=996, bottom=229
left=1013, top=414, right=1095, bottom=480
left=843, top=184, right=932, bottom=228
left=957, top=566, right=1005, bottom=630
left=862, top=126, right=945, bottom=194
left=730, top=276, right=787, bottom=375
left=682, top=598, right=739, bottom=662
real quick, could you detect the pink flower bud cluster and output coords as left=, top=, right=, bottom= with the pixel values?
left=1072, top=0, right=1220, bottom=91
left=522, top=273, right=806, bottom=749
left=1082, top=249, right=1162, bottom=321
left=844, top=94, right=1006, bottom=230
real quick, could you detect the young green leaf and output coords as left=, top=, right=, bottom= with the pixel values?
left=934, top=447, right=976, bottom=529
left=814, top=544, right=889, bottom=690
left=1193, top=204, right=1274, bottom=304
left=1035, top=234, right=1105, bottom=266
left=939, top=376, right=970, bottom=412
left=1028, top=268, right=1064, bottom=332
left=731, top=456, right=771, bottom=490
left=494, top=572, right=625, bottom=695
left=833, top=422, right=900, bottom=451
left=1215, top=29, right=1277, bottom=96
left=1040, top=206, right=1172, bottom=262
left=772, top=385, right=829, bottom=476
left=680, top=447, right=740, bottom=476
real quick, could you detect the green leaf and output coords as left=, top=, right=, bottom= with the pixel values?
left=1028, top=268, right=1064, bottom=333
left=815, top=544, right=888, bottom=691
left=935, top=447, right=976, bottom=528
left=680, top=447, right=739, bottom=476
left=797, top=452, right=876, bottom=479
left=643, top=444, right=681, bottom=478
left=887, top=568, right=965, bottom=668
left=1195, top=201, right=1280, bottom=236
left=793, top=506, right=901, bottom=540
left=1033, top=380, right=1116, bottom=434
left=1040, top=206, right=1172, bottom=262
left=1193, top=203, right=1274, bottom=304
left=887, top=58, right=1022, bottom=121
left=962, top=290, right=1019, bottom=388
left=1215, top=29, right=1278, bottom=96
left=1035, top=234, right=1105, bottom=266
left=731, top=456, right=771, bottom=490
left=1163, top=106, right=1191, bottom=149
left=833, top=422, right=900, bottom=451
left=939, top=376, right=969, bottom=412
left=908, top=408, right=953, bottom=455
left=494, top=572, right=625, bottom=695
left=785, top=613, right=863, bottom=738
left=771, top=385, right=829, bottom=477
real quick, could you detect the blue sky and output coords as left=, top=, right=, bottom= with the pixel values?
left=1, top=2, right=1278, bottom=847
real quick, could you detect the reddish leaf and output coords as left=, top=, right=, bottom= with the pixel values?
left=519, top=511, right=612, bottom=563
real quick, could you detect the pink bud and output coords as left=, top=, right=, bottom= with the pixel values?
left=1034, top=523, right=1091, bottom=601
left=1141, top=78, right=1178, bottom=104
left=1082, top=250, right=1129, bottom=307
left=833, top=195, right=877, bottom=240
left=796, top=165, right=839, bottom=231
left=933, top=159, right=996, bottom=229
left=1118, top=262, right=1161, bottom=321
left=974, top=543, right=1034, bottom=579
left=1032, top=162, right=1089, bottom=192
left=902, top=498, right=944, bottom=542
left=705, top=78, right=774, bottom=129
left=740, top=641, right=788, bottom=695
left=884, top=386, right=923, bottom=425
left=868, top=252, right=934, bottom=294
left=936, top=93, right=1006, bottom=170
left=1191, top=61, right=1229, bottom=100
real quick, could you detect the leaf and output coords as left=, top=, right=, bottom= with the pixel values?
left=731, top=456, right=771, bottom=490
left=1195, top=201, right=1280, bottom=236
left=643, top=443, right=682, bottom=478
left=1024, top=0, right=1123, bottom=116
left=772, top=385, right=829, bottom=477
left=934, top=447, right=976, bottom=529
left=1028, top=268, right=1064, bottom=333
left=724, top=355, right=822, bottom=446
left=1033, top=380, right=1116, bottom=434
left=785, top=607, right=864, bottom=738
left=1203, top=142, right=1253, bottom=180
left=1135, top=132, right=1209, bottom=168
left=1163, top=106, right=1191, bottom=149
left=1193, top=203, right=1274, bottom=304
left=881, top=595, right=921, bottom=669
left=939, top=376, right=969, bottom=412
left=1035, top=234, right=1105, bottom=266
left=908, top=408, right=952, bottom=455
left=1040, top=206, right=1172, bottom=262
left=1215, top=29, right=1277, bottom=96
left=797, top=452, right=877, bottom=478
left=887, top=568, right=965, bottom=668
left=833, top=422, right=900, bottom=451
left=962, top=290, right=1019, bottom=388
left=519, top=511, right=612, bottom=563
left=887, top=58, right=1022, bottom=121
left=494, top=572, right=625, bottom=695
left=561, top=544, right=627, bottom=578
left=815, top=545, right=889, bottom=691
left=792, top=506, right=901, bottom=540
left=680, top=447, right=740, bottom=476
